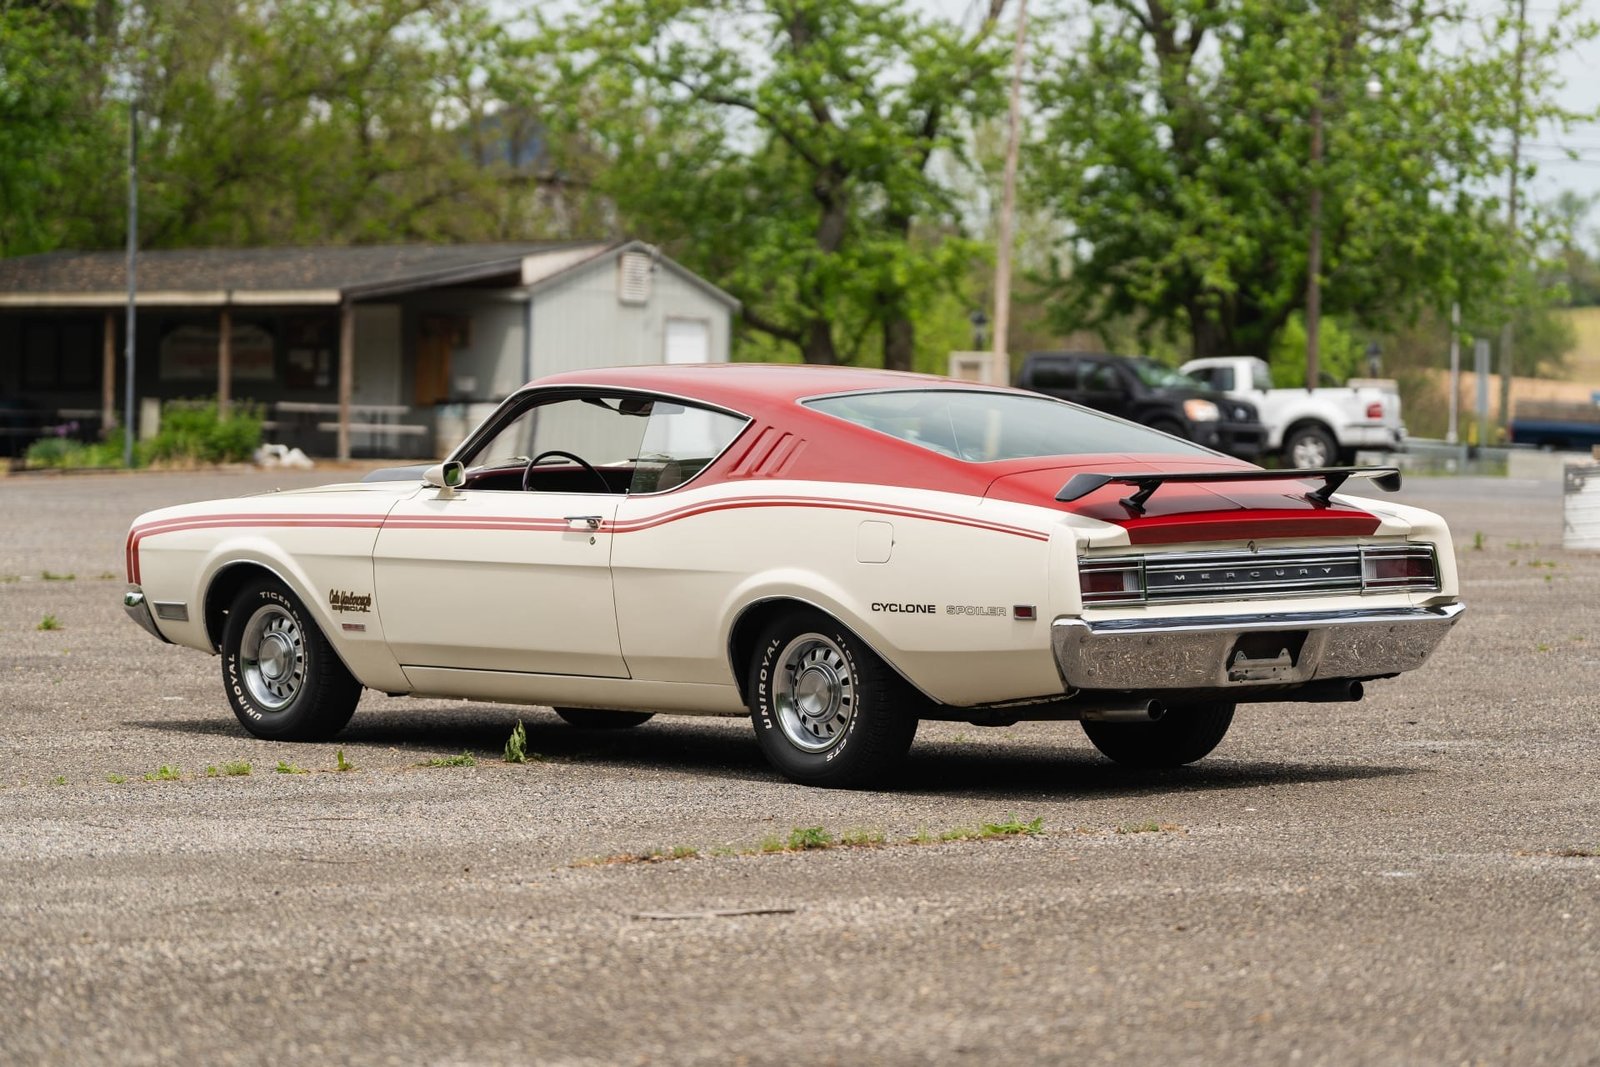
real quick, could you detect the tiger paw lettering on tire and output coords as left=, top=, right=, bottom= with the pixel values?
left=220, top=578, right=361, bottom=741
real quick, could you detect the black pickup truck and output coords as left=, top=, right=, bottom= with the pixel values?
left=1015, top=351, right=1267, bottom=460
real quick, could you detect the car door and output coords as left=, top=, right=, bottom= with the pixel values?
left=371, top=390, right=649, bottom=678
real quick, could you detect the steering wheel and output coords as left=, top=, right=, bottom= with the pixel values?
left=522, top=449, right=610, bottom=493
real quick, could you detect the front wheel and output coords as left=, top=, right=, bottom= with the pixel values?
left=1081, top=701, right=1234, bottom=768
left=221, top=578, right=360, bottom=740
left=748, top=610, right=919, bottom=788
left=554, top=707, right=654, bottom=729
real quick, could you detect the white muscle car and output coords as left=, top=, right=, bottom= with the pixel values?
left=124, top=364, right=1464, bottom=787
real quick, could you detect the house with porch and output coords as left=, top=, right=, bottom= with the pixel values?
left=0, top=241, right=737, bottom=460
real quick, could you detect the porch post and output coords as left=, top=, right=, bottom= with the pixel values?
left=101, top=310, right=117, bottom=434
left=217, top=306, right=232, bottom=418
left=338, top=297, right=354, bottom=462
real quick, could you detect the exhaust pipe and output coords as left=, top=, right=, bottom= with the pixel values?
left=1295, top=680, right=1365, bottom=703
left=1079, top=698, right=1167, bottom=723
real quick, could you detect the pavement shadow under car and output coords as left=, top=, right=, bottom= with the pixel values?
left=123, top=708, right=1422, bottom=798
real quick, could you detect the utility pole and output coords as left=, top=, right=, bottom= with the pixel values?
left=123, top=100, right=138, bottom=468
left=1498, top=0, right=1528, bottom=436
left=1305, top=94, right=1324, bottom=392
left=990, top=0, right=1028, bottom=387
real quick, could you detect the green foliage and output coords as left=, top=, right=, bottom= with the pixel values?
left=979, top=815, right=1046, bottom=838
left=1031, top=0, right=1598, bottom=361
left=787, top=826, right=835, bottom=850
left=335, top=749, right=355, bottom=772
left=223, top=761, right=252, bottom=776
left=536, top=0, right=1014, bottom=369
left=144, top=765, right=182, bottom=782
left=145, top=400, right=263, bottom=466
left=1269, top=314, right=1366, bottom=387
left=41, top=571, right=74, bottom=581
left=105, top=773, right=127, bottom=784
left=275, top=760, right=307, bottom=775
left=36, top=614, right=60, bottom=631
left=503, top=720, right=528, bottom=764
left=421, top=752, right=476, bottom=768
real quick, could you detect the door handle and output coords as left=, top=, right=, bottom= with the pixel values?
left=565, top=515, right=603, bottom=531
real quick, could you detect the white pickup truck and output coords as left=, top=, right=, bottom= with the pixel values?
left=1180, top=356, right=1406, bottom=468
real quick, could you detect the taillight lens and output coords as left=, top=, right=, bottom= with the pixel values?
left=1080, top=560, right=1143, bottom=604
left=1361, top=545, right=1439, bottom=591
left=1366, top=401, right=1384, bottom=420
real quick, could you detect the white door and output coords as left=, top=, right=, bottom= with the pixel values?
left=373, top=490, right=624, bottom=677
left=664, top=318, right=710, bottom=364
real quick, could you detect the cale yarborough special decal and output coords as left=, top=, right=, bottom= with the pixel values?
left=329, top=589, right=372, bottom=613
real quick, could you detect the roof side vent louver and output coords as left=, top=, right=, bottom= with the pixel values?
left=618, top=251, right=653, bottom=306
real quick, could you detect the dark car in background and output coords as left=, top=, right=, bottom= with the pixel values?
left=1016, top=351, right=1267, bottom=460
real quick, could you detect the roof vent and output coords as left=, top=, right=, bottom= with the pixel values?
left=618, top=251, right=653, bottom=306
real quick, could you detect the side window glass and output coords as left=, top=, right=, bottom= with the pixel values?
left=629, top=403, right=747, bottom=493
left=1083, top=363, right=1119, bottom=391
left=1028, top=359, right=1077, bottom=389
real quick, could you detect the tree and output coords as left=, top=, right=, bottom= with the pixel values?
left=0, top=0, right=120, bottom=256
left=1030, top=0, right=1596, bottom=365
left=531, top=0, right=1014, bottom=369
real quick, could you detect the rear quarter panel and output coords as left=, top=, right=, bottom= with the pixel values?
left=609, top=481, right=1076, bottom=706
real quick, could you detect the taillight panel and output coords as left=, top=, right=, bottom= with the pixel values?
left=1079, top=543, right=1440, bottom=606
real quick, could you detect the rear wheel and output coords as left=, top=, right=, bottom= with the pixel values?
left=1081, top=701, right=1234, bottom=768
left=748, top=609, right=919, bottom=788
left=554, top=707, right=654, bottom=729
left=221, top=578, right=360, bottom=741
left=1284, top=424, right=1336, bottom=468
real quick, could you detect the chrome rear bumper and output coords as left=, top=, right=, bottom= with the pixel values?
left=1052, top=603, right=1464, bottom=690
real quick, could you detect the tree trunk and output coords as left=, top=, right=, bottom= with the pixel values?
left=803, top=320, right=838, bottom=365
left=882, top=315, right=914, bottom=372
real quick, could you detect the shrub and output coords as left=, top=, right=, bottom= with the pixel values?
left=144, top=399, right=263, bottom=466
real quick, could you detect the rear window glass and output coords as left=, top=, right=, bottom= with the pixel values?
left=805, top=390, right=1214, bottom=462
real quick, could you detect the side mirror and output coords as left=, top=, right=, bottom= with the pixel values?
left=423, top=461, right=464, bottom=495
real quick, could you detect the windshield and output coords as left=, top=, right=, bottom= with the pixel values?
left=1129, top=358, right=1205, bottom=390
left=805, top=390, right=1214, bottom=462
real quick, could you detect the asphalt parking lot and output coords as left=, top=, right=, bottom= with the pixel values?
left=1, top=467, right=1596, bottom=1065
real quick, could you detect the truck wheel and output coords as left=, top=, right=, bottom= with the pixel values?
left=1284, top=424, right=1336, bottom=468
left=221, top=578, right=360, bottom=741
left=748, top=609, right=919, bottom=788
left=1081, top=702, right=1234, bottom=768
left=554, top=707, right=654, bottom=729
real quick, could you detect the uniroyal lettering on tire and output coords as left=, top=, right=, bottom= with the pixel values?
left=746, top=608, right=918, bottom=789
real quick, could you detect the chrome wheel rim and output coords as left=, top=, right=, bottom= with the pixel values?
left=773, top=633, right=855, bottom=753
left=240, top=603, right=307, bottom=712
left=1291, top=435, right=1329, bottom=468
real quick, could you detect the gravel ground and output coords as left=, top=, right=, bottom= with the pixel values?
left=1, top=468, right=1596, bottom=1065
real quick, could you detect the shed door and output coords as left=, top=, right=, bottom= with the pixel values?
left=664, top=318, right=710, bottom=364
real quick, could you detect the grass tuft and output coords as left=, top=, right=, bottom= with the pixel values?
left=50, top=775, right=66, bottom=786
left=787, top=826, right=835, bottom=850
left=840, top=828, right=887, bottom=847
left=980, top=815, right=1047, bottom=838
left=223, top=760, right=251, bottom=777
left=275, top=760, right=308, bottom=775
left=335, top=749, right=355, bottom=772
left=41, top=570, right=75, bottom=581
left=104, top=773, right=126, bottom=784
left=503, top=720, right=529, bottom=764
left=143, top=765, right=181, bottom=782
left=37, top=614, right=61, bottom=631
left=421, top=751, right=476, bottom=768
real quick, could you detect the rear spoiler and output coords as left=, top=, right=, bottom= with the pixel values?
left=1056, top=466, right=1402, bottom=515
